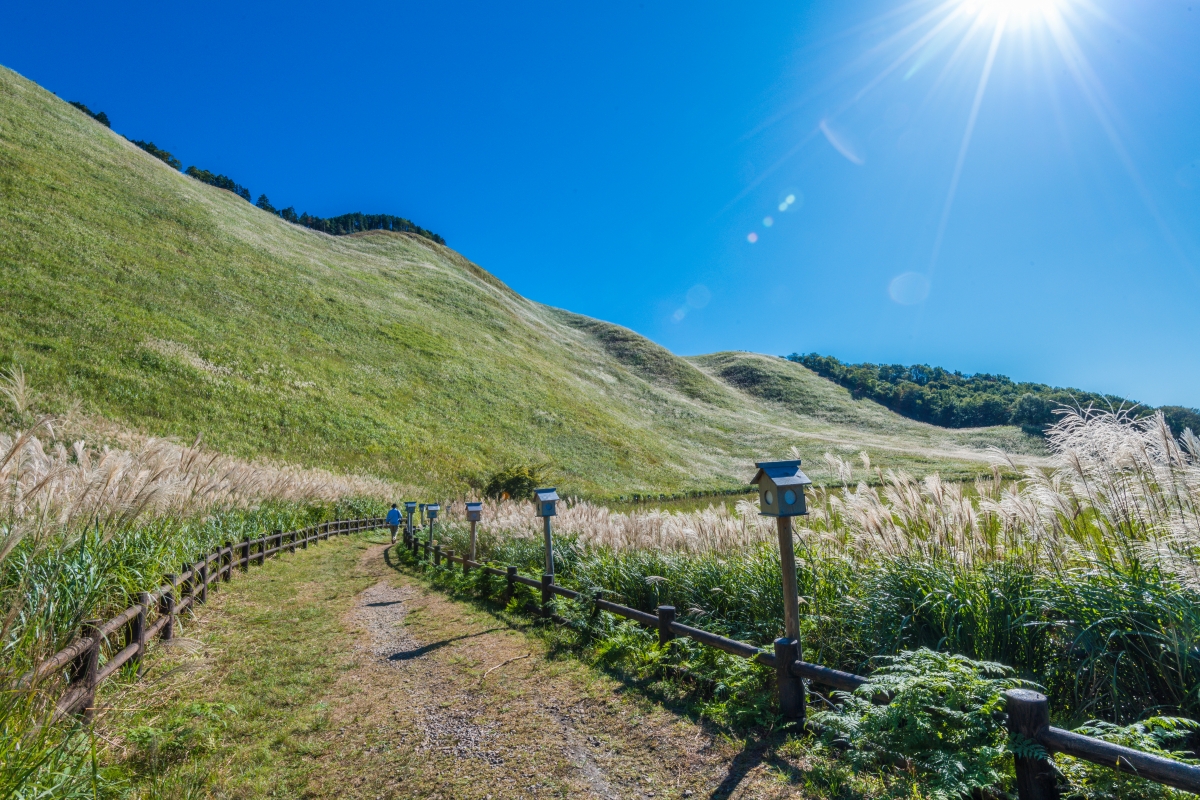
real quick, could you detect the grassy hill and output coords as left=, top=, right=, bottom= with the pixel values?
left=0, top=65, right=1042, bottom=495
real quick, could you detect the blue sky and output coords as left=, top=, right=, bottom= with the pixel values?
left=3, top=1, right=1198, bottom=406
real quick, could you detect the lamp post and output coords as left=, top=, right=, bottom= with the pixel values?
left=533, top=488, right=559, bottom=577
left=427, top=503, right=440, bottom=559
left=404, top=501, right=416, bottom=547
left=534, top=488, right=559, bottom=617
left=466, top=502, right=483, bottom=562
left=750, top=459, right=812, bottom=723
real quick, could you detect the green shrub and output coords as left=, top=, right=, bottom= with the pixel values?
left=810, top=649, right=1027, bottom=800
left=483, top=465, right=545, bottom=501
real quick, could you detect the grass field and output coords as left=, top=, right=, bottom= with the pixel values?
left=0, top=64, right=1044, bottom=497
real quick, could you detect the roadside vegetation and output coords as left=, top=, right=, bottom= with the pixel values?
left=0, top=368, right=392, bottom=797
left=417, top=407, right=1200, bottom=796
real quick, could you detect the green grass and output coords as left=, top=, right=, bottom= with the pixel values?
left=97, top=533, right=383, bottom=798
left=0, top=64, right=1042, bottom=496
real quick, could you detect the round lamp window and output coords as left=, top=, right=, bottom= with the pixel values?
left=764, top=490, right=774, bottom=505
left=783, top=490, right=796, bottom=505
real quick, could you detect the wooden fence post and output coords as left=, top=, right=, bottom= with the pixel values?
left=199, top=559, right=208, bottom=604
left=433, top=544, right=442, bottom=567
left=133, top=592, right=149, bottom=669
left=1006, top=689, right=1060, bottom=799
left=541, top=573, right=553, bottom=617
left=424, top=535, right=431, bottom=561
left=70, top=620, right=102, bottom=722
left=774, top=637, right=805, bottom=723
left=445, top=549, right=454, bottom=569
left=777, top=516, right=801, bottom=642
left=542, top=516, right=555, bottom=579
left=223, top=541, right=232, bottom=581
left=257, top=536, right=266, bottom=566
left=506, top=566, right=517, bottom=603
left=241, top=537, right=251, bottom=572
left=160, top=577, right=176, bottom=641
left=657, top=605, right=676, bottom=647
left=181, top=563, right=192, bottom=611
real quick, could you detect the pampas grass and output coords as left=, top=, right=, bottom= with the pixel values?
left=432, top=408, right=1200, bottom=725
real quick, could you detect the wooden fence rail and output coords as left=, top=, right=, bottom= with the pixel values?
left=404, top=527, right=1200, bottom=799
left=20, top=517, right=386, bottom=723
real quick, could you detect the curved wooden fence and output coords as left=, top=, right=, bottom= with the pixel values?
left=20, top=517, right=386, bottom=723
left=402, top=526, right=1200, bottom=799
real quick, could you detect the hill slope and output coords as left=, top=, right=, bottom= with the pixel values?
left=0, top=65, right=1041, bottom=494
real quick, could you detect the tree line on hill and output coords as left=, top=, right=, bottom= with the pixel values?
left=68, top=101, right=109, bottom=127
left=66, top=99, right=445, bottom=245
left=788, top=353, right=1200, bottom=437
left=253, top=196, right=445, bottom=242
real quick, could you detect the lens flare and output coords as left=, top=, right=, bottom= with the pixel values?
left=888, top=272, right=931, bottom=305
left=747, top=232, right=758, bottom=243
left=763, top=216, right=774, bottom=227
left=962, top=0, right=1060, bottom=26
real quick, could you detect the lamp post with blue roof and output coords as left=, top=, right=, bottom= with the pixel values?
left=404, top=501, right=417, bottom=547
left=466, top=502, right=483, bottom=563
left=534, top=488, right=560, bottom=615
left=750, top=459, right=812, bottom=723
left=427, top=503, right=441, bottom=564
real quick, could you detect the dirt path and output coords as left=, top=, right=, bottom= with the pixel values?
left=101, top=536, right=826, bottom=799
left=307, top=544, right=802, bottom=800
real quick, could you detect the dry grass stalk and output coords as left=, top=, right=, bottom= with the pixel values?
left=441, top=410, right=1200, bottom=584
left=0, top=422, right=400, bottom=544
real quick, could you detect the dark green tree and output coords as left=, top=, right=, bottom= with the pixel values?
left=131, top=140, right=182, bottom=170
left=1011, top=393, right=1056, bottom=433
left=68, top=101, right=110, bottom=127
left=483, top=465, right=545, bottom=500
left=184, top=166, right=252, bottom=202
left=256, top=194, right=277, bottom=213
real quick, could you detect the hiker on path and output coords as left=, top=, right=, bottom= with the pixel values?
left=387, top=503, right=402, bottom=543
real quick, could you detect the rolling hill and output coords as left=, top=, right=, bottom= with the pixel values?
left=0, top=65, right=1043, bottom=495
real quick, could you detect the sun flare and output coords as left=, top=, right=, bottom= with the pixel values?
left=962, top=0, right=1061, bottom=24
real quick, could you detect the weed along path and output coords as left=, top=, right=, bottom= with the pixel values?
left=98, top=532, right=828, bottom=799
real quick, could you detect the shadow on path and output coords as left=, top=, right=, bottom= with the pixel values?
left=706, top=736, right=776, bottom=800
left=387, top=628, right=503, bottom=662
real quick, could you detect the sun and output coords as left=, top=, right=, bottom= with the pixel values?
left=962, top=0, right=1061, bottom=25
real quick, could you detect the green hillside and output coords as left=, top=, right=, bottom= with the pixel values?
left=0, top=65, right=1042, bottom=494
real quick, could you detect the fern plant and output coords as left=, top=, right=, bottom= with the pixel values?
left=810, top=648, right=1030, bottom=800
left=1057, top=717, right=1199, bottom=800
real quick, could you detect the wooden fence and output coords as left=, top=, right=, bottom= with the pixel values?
left=19, top=517, right=385, bottom=723
left=401, top=525, right=1200, bottom=799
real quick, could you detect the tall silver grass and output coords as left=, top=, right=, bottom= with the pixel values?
left=453, top=409, right=1199, bottom=586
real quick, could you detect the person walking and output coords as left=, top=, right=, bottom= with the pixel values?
left=386, top=503, right=402, bottom=543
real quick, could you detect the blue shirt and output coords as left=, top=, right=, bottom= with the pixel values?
left=386, top=508, right=402, bottom=525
